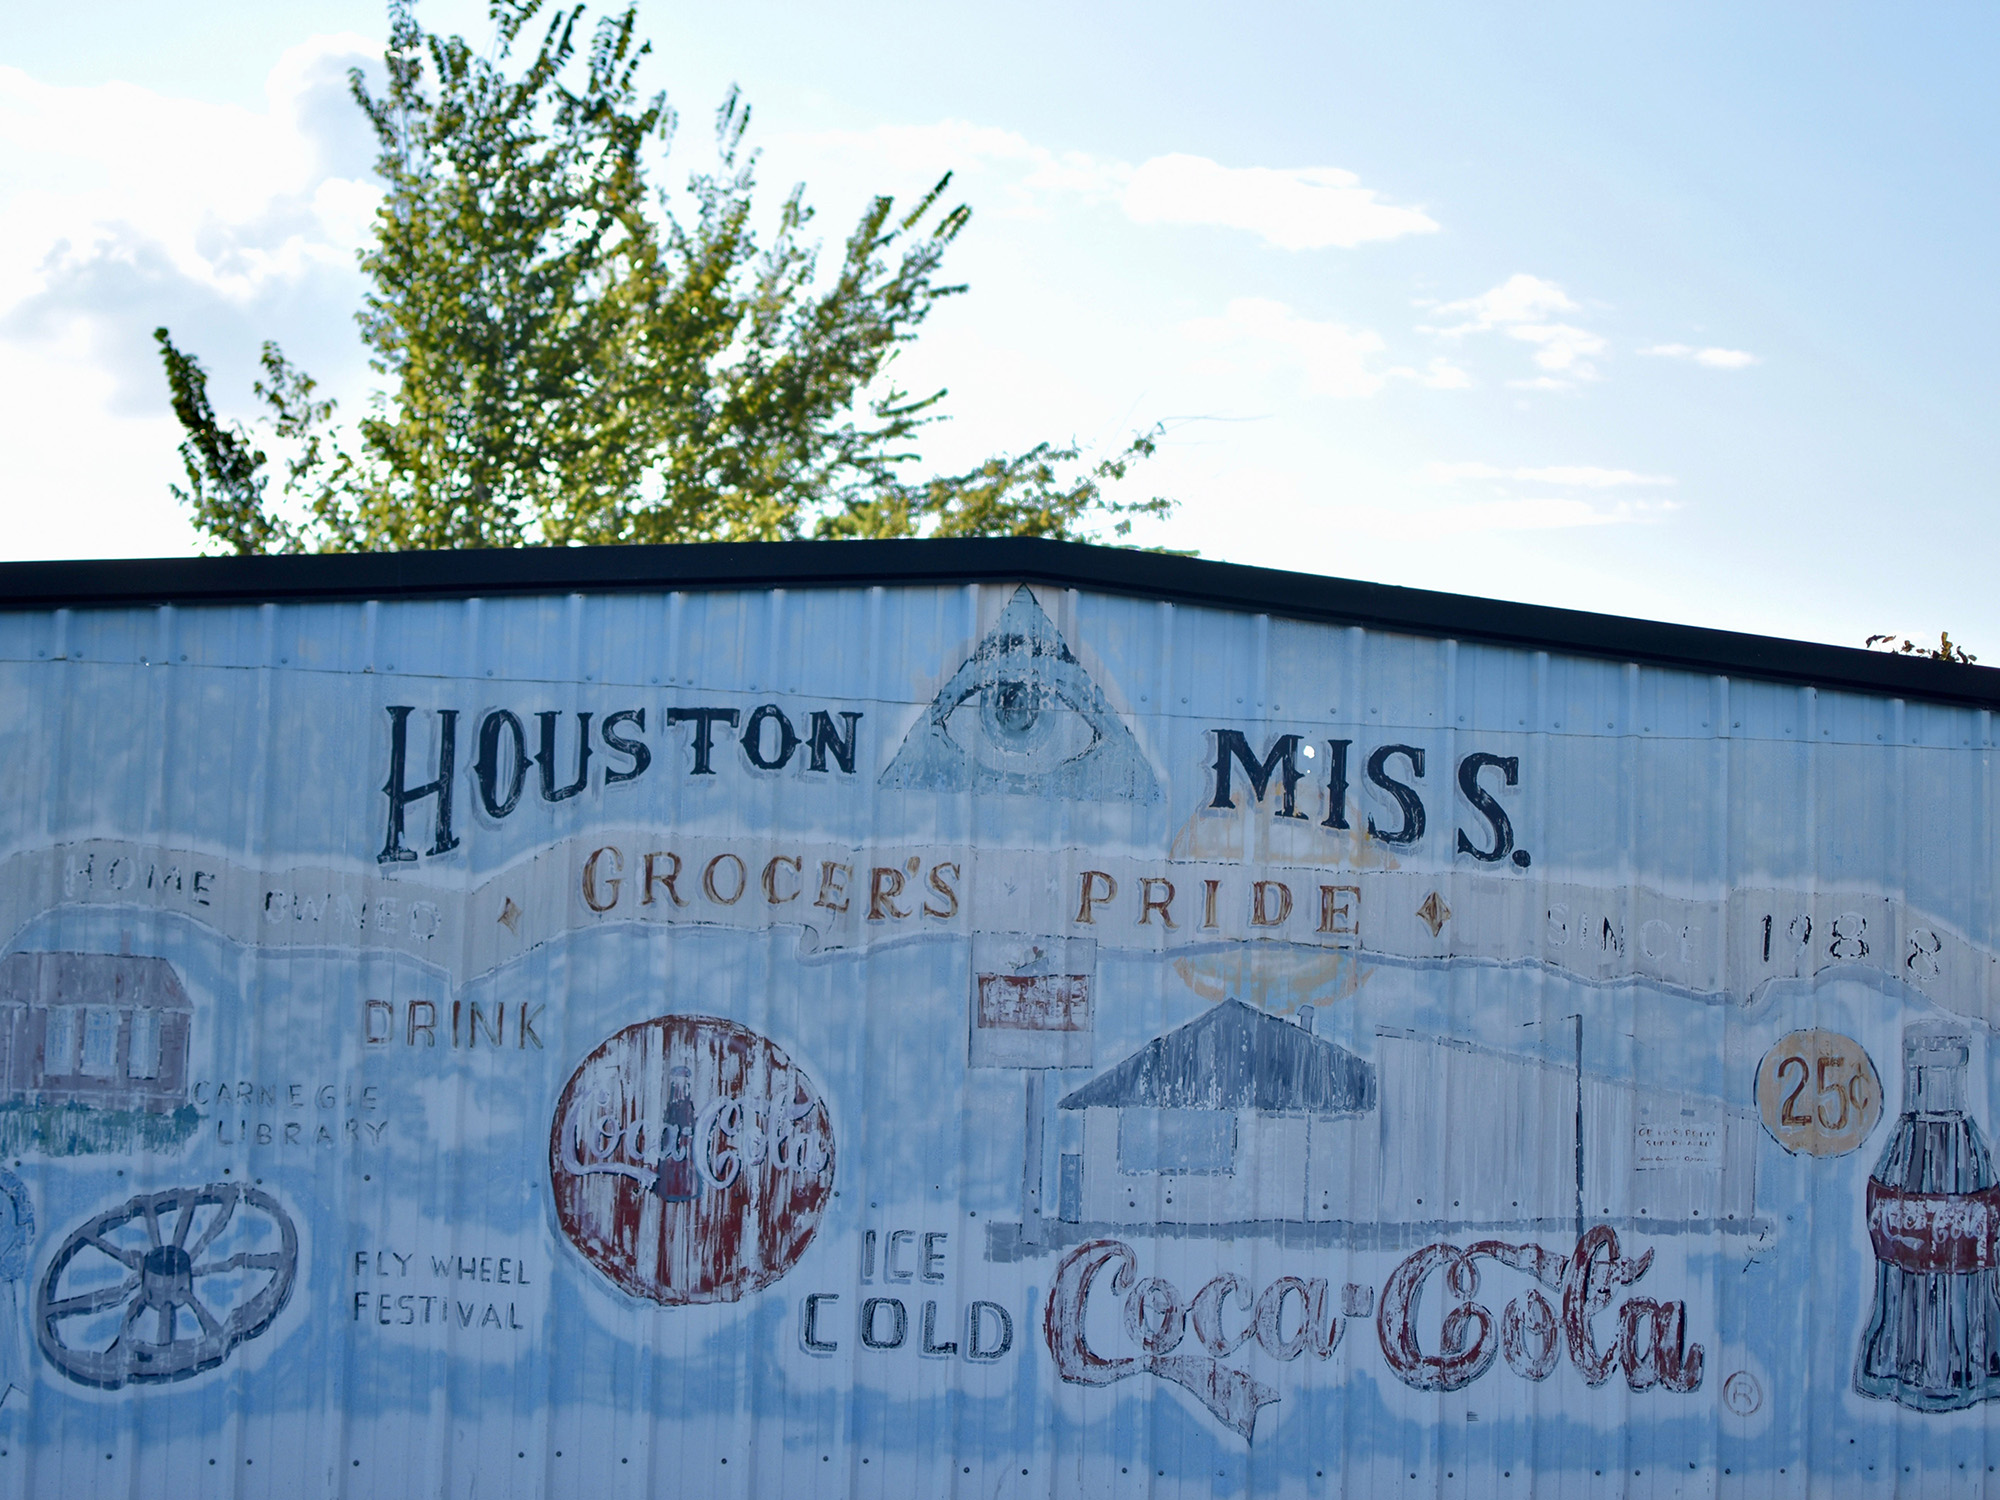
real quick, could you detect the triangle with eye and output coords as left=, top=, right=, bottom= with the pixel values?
left=880, top=586, right=1160, bottom=803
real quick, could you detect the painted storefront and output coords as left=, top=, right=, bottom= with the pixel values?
left=2, top=543, right=1999, bottom=1494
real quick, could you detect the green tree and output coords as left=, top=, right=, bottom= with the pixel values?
left=157, top=0, right=1170, bottom=554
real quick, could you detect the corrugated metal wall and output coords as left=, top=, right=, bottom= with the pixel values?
left=0, top=579, right=1996, bottom=1497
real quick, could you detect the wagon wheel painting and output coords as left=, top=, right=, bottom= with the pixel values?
left=34, top=1184, right=298, bottom=1389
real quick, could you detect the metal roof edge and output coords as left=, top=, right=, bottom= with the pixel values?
left=3, top=536, right=1995, bottom=708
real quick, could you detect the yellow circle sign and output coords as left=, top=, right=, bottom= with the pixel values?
left=1756, top=1029, right=1883, bottom=1158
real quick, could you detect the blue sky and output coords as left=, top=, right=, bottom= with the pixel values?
left=3, top=1, right=1995, bottom=651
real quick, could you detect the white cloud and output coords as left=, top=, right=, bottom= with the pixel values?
left=1429, top=273, right=1577, bottom=332
left=1317, top=494, right=1667, bottom=538
left=1504, top=321, right=1606, bottom=374
left=1401, top=459, right=1678, bottom=531
left=1181, top=306, right=1479, bottom=404
left=779, top=121, right=1127, bottom=217
left=0, top=35, right=384, bottom=421
left=1421, top=462, right=1674, bottom=488
left=1424, top=273, right=1606, bottom=384
left=0, top=36, right=386, bottom=554
left=1393, top=356, right=1473, bottom=390
left=1436, top=497, right=1635, bottom=531
left=0, top=36, right=381, bottom=310
left=1121, top=154, right=1438, bottom=250
left=1641, top=342, right=1759, bottom=369
left=1183, top=297, right=1389, bottom=398
left=785, top=124, right=1437, bottom=250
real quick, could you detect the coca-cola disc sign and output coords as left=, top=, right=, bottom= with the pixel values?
left=549, top=1015, right=836, bottom=1304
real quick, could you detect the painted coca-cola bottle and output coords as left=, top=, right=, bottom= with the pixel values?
left=650, top=1066, right=699, bottom=1203
left=1855, top=1024, right=2000, bottom=1410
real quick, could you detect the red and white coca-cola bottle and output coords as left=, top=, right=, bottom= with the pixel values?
left=1855, top=1023, right=2000, bottom=1410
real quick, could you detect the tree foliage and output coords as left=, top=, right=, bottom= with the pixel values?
left=158, top=0, right=1170, bottom=553
left=1864, top=631, right=1978, bottom=665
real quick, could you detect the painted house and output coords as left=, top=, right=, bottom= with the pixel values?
left=0, top=952, right=193, bottom=1114
left=1057, top=1003, right=1758, bottom=1231
left=1058, top=999, right=1376, bottom=1226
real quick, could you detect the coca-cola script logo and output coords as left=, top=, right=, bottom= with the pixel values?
left=549, top=1015, right=835, bottom=1305
left=1867, top=1180, right=2000, bottom=1273
left=1045, top=1226, right=1702, bottom=1442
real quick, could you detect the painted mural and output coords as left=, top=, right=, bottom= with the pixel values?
left=0, top=577, right=1997, bottom=1494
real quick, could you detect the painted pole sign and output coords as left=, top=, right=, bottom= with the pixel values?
left=2, top=550, right=1999, bottom=1496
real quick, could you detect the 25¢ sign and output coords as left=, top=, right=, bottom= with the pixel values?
left=1756, top=1029, right=1882, bottom=1158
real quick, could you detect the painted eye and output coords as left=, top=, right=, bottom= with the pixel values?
left=944, top=669, right=1098, bottom=776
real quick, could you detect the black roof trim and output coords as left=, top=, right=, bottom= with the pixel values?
left=2, top=537, right=1994, bottom=707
